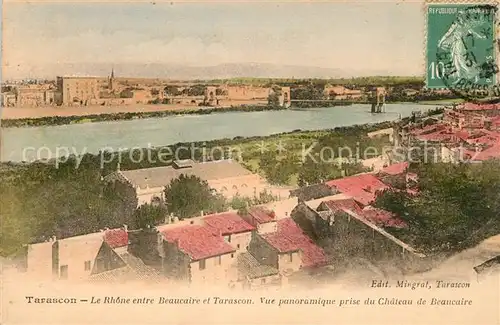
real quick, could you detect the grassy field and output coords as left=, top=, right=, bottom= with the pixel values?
left=235, top=131, right=330, bottom=185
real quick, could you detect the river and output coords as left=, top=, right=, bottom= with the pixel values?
left=1, top=104, right=433, bottom=162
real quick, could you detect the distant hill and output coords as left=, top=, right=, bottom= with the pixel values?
left=6, top=62, right=406, bottom=80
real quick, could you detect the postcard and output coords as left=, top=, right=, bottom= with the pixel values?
left=1, top=0, right=499, bottom=324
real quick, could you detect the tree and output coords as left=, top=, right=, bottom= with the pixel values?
left=297, top=154, right=340, bottom=186
left=229, top=194, right=253, bottom=215
left=259, top=151, right=299, bottom=185
left=374, top=161, right=500, bottom=254
left=164, top=174, right=227, bottom=219
left=164, top=85, right=181, bottom=96
left=186, top=85, right=206, bottom=96
left=134, top=202, right=167, bottom=229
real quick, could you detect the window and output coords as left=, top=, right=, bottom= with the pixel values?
left=228, top=235, right=231, bottom=243
left=199, top=259, right=206, bottom=270
left=84, top=260, right=91, bottom=271
left=289, top=253, right=293, bottom=262
left=60, top=265, right=68, bottom=279
left=237, top=244, right=240, bottom=249
left=217, top=256, right=222, bottom=265
left=231, top=254, right=234, bottom=258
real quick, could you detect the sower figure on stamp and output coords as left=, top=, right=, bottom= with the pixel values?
left=438, top=10, right=488, bottom=83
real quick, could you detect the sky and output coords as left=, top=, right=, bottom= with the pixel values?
left=2, top=1, right=425, bottom=79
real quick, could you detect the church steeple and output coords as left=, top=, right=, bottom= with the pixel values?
left=109, top=67, right=115, bottom=91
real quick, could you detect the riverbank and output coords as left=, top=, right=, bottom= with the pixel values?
left=1, top=104, right=287, bottom=128
left=1, top=104, right=435, bottom=162
left=415, top=98, right=465, bottom=105
left=1, top=100, right=445, bottom=128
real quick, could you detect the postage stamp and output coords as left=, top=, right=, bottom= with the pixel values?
left=426, top=3, right=500, bottom=102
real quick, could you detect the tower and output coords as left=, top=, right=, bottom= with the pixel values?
left=371, top=87, right=386, bottom=113
left=109, top=68, right=115, bottom=92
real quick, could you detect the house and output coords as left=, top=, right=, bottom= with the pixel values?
left=236, top=252, right=281, bottom=289
left=325, top=173, right=390, bottom=206
left=160, top=224, right=238, bottom=285
left=126, top=205, right=327, bottom=288
left=21, top=224, right=163, bottom=283
left=290, top=191, right=429, bottom=273
left=106, top=159, right=280, bottom=206
left=240, top=206, right=278, bottom=234
left=131, top=209, right=257, bottom=286
left=376, top=162, right=412, bottom=188
left=248, top=218, right=328, bottom=277
left=463, top=143, right=500, bottom=162
left=203, top=211, right=256, bottom=257
left=289, top=183, right=336, bottom=202
left=24, top=231, right=126, bottom=281
left=261, top=197, right=299, bottom=220
left=103, top=226, right=129, bottom=253
left=315, top=198, right=424, bottom=271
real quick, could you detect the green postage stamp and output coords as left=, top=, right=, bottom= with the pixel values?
left=426, top=3, right=498, bottom=98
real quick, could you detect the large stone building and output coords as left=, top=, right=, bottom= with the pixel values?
left=56, top=76, right=101, bottom=106
left=291, top=194, right=428, bottom=273
left=105, top=159, right=289, bottom=206
left=324, top=85, right=364, bottom=100
left=1, top=84, right=56, bottom=107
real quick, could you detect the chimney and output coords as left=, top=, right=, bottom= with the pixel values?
left=51, top=235, right=57, bottom=242
left=200, top=210, right=204, bottom=217
left=122, top=224, right=128, bottom=232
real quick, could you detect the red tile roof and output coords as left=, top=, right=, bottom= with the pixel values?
left=361, top=207, right=407, bottom=229
left=203, top=211, right=256, bottom=235
left=247, top=207, right=276, bottom=224
left=416, top=131, right=452, bottom=142
left=491, top=116, right=500, bottom=126
left=463, top=103, right=499, bottom=111
left=161, top=225, right=235, bottom=261
left=379, top=162, right=409, bottom=175
left=322, top=201, right=407, bottom=229
left=260, top=218, right=327, bottom=268
left=409, top=124, right=443, bottom=136
left=453, top=130, right=470, bottom=141
left=324, top=199, right=363, bottom=215
left=325, top=174, right=390, bottom=206
left=104, top=228, right=128, bottom=248
left=465, top=143, right=500, bottom=161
